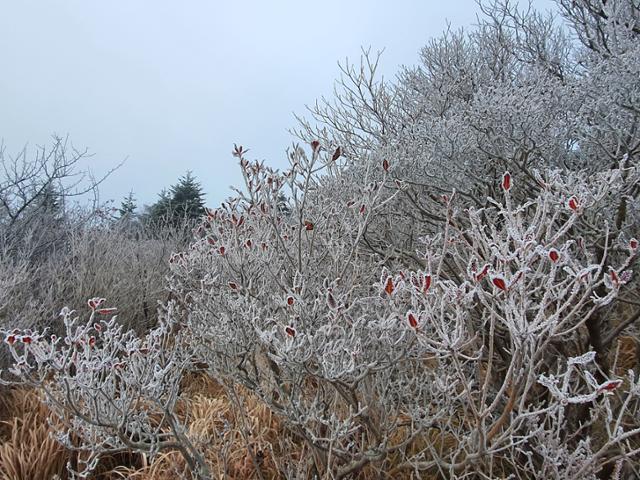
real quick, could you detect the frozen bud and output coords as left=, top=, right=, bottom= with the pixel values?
left=597, top=379, right=622, bottom=394
left=326, top=291, right=337, bottom=310
left=407, top=312, right=419, bottom=329
left=491, top=276, right=507, bottom=291
left=87, top=298, right=105, bottom=310
left=422, top=274, right=432, bottom=293
left=501, top=172, right=511, bottom=192
left=610, top=270, right=619, bottom=286
left=475, top=264, right=490, bottom=282
left=383, top=277, right=395, bottom=296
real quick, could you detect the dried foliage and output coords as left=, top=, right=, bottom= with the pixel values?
left=0, top=389, right=68, bottom=480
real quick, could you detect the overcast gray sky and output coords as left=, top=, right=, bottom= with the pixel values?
left=0, top=0, right=554, bottom=208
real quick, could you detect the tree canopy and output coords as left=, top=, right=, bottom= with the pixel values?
left=146, top=171, right=206, bottom=226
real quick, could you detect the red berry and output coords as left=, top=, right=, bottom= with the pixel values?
left=548, top=249, right=559, bottom=263
left=382, top=159, right=390, bottom=172
left=21, top=336, right=32, bottom=344
left=630, top=238, right=638, bottom=251
left=285, top=326, right=296, bottom=337
left=286, top=296, right=295, bottom=306
left=5, top=335, right=16, bottom=345
left=310, top=140, right=320, bottom=152
left=304, top=220, right=314, bottom=231
left=219, top=246, right=226, bottom=255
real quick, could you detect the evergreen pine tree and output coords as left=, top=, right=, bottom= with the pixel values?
left=169, top=172, right=206, bottom=222
left=38, top=182, right=62, bottom=217
left=147, top=172, right=206, bottom=226
left=118, top=191, right=138, bottom=219
left=148, top=189, right=173, bottom=225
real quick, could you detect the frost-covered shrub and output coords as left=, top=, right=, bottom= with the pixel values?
left=1, top=299, right=209, bottom=478
left=3, top=149, right=638, bottom=478
left=166, top=142, right=639, bottom=477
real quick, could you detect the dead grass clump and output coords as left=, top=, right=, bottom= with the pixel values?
left=112, top=375, right=304, bottom=479
left=0, top=410, right=68, bottom=480
left=614, top=335, right=639, bottom=377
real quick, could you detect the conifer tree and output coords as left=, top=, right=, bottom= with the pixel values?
left=118, top=191, right=137, bottom=219
left=38, top=182, right=62, bottom=216
left=147, top=173, right=206, bottom=226
left=169, top=171, right=205, bottom=221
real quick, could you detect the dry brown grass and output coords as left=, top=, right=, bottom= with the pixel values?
left=112, top=374, right=300, bottom=479
left=0, top=379, right=469, bottom=479
left=7, top=358, right=638, bottom=479
left=0, top=389, right=68, bottom=480
left=614, top=335, right=639, bottom=377
left=0, top=376, right=303, bottom=480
